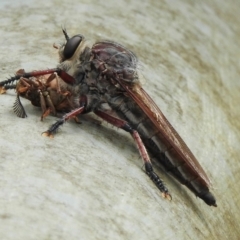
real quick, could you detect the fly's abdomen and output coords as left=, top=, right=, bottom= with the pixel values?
left=108, top=94, right=215, bottom=205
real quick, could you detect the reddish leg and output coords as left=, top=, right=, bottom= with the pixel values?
left=94, top=109, right=171, bottom=200
left=42, top=106, right=85, bottom=138
left=0, top=68, right=76, bottom=87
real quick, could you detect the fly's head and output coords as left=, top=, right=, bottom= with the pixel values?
left=54, top=29, right=91, bottom=76
left=58, top=29, right=84, bottom=62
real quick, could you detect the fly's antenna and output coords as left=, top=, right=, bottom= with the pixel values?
left=62, top=27, right=69, bottom=41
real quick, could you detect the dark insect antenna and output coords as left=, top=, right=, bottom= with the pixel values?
left=62, top=28, right=70, bottom=41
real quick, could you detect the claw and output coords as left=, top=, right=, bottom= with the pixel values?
left=162, top=192, right=172, bottom=201
left=74, top=116, right=82, bottom=124
left=0, top=86, right=6, bottom=94
left=41, top=108, right=51, bottom=121
left=41, top=131, right=54, bottom=138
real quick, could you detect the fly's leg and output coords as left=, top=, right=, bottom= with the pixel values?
left=0, top=77, right=18, bottom=93
left=1, top=68, right=76, bottom=85
left=0, top=77, right=18, bottom=92
left=42, top=106, right=85, bottom=138
left=0, top=69, right=26, bottom=93
left=94, top=109, right=172, bottom=200
left=0, top=84, right=16, bottom=94
left=133, top=131, right=171, bottom=200
left=1, top=68, right=75, bottom=93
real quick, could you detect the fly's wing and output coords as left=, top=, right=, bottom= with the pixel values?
left=119, top=81, right=211, bottom=187
left=92, top=41, right=139, bottom=83
left=92, top=41, right=210, bottom=186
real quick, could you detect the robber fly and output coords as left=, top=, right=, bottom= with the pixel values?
left=0, top=29, right=217, bottom=207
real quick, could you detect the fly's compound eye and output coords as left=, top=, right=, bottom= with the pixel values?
left=63, top=35, right=83, bottom=59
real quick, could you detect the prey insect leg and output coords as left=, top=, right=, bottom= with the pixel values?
left=39, top=73, right=60, bottom=119
left=94, top=109, right=172, bottom=200
left=42, top=106, right=85, bottom=138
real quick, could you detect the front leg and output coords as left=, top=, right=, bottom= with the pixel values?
left=0, top=84, right=16, bottom=94
left=42, top=106, right=85, bottom=138
left=94, top=109, right=172, bottom=200
left=0, top=68, right=76, bottom=87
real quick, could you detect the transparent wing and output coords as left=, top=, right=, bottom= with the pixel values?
left=120, top=82, right=211, bottom=187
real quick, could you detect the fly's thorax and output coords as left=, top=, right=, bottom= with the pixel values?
left=58, top=39, right=93, bottom=78
left=77, top=83, right=103, bottom=112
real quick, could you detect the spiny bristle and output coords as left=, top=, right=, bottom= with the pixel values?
left=13, top=95, right=27, bottom=118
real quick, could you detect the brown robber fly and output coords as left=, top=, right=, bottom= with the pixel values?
left=0, top=29, right=217, bottom=207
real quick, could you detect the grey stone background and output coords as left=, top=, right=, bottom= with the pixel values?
left=0, top=0, right=239, bottom=239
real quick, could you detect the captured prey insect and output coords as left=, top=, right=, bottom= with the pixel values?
left=0, top=29, right=217, bottom=207
left=0, top=69, right=80, bottom=121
